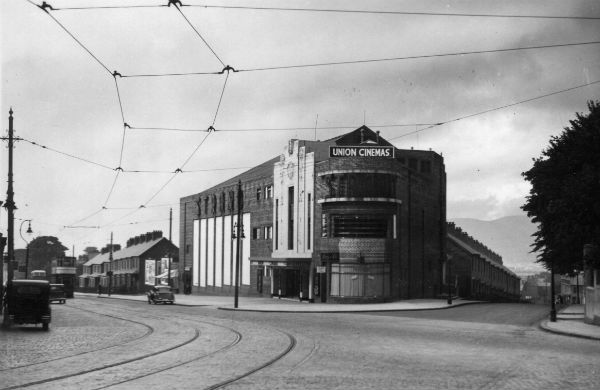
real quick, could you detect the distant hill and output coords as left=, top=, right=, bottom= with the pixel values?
left=450, top=215, right=544, bottom=278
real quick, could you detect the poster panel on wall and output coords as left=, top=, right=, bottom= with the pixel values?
left=145, top=259, right=155, bottom=285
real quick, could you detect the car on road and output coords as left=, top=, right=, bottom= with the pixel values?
left=147, top=286, right=175, bottom=305
left=49, top=284, right=67, bottom=304
left=2, top=279, right=52, bottom=331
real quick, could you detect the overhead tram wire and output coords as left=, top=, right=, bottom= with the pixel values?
left=389, top=79, right=600, bottom=141
left=19, top=137, right=114, bottom=170
left=29, top=0, right=136, bottom=224
left=122, top=70, right=221, bottom=78
left=41, top=1, right=600, bottom=20
left=29, top=1, right=113, bottom=76
left=184, top=166, right=251, bottom=172
left=21, top=136, right=251, bottom=174
left=50, top=4, right=163, bottom=11
left=66, top=208, right=105, bottom=229
left=127, top=123, right=436, bottom=132
left=80, top=40, right=600, bottom=79
left=237, top=40, right=600, bottom=73
left=103, top=170, right=122, bottom=207
left=178, top=69, right=230, bottom=170
left=187, top=4, right=600, bottom=20
left=112, top=74, right=128, bottom=167
left=170, top=1, right=226, bottom=68
left=101, top=59, right=233, bottom=228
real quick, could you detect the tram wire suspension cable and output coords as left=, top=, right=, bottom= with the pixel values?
left=37, top=1, right=600, bottom=20
left=30, top=0, right=113, bottom=76
left=170, top=0, right=226, bottom=68
left=389, top=79, right=600, bottom=141
left=236, top=40, right=600, bottom=73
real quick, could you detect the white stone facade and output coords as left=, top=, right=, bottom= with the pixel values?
left=272, top=140, right=315, bottom=259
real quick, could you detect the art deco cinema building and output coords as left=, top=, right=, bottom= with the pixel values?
left=179, top=126, right=447, bottom=303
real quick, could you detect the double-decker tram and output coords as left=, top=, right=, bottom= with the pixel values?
left=49, top=257, right=76, bottom=298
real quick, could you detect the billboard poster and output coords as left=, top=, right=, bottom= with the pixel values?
left=161, top=257, right=169, bottom=275
left=145, top=259, right=155, bottom=285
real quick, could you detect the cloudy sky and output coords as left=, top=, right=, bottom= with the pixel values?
left=1, top=0, right=599, bottom=256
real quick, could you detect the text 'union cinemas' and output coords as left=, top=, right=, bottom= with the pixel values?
left=329, top=146, right=395, bottom=158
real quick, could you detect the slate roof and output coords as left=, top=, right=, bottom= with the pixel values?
left=83, top=237, right=173, bottom=266
left=448, top=233, right=518, bottom=278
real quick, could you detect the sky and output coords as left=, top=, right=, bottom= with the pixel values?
left=1, top=0, right=599, bottom=259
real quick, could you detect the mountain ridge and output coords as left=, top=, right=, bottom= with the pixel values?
left=449, top=215, right=543, bottom=277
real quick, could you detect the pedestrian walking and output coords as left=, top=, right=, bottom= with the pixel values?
left=97, top=284, right=102, bottom=296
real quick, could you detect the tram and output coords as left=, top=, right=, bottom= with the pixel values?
left=49, top=257, right=76, bottom=298
left=30, top=270, right=47, bottom=280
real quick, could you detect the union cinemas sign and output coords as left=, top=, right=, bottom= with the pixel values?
left=329, top=146, right=395, bottom=158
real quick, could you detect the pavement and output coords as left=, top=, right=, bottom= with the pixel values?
left=76, top=292, right=600, bottom=340
left=539, top=304, right=600, bottom=340
left=77, top=291, right=479, bottom=312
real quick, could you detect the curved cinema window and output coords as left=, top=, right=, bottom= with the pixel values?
left=323, top=173, right=397, bottom=199
left=331, top=214, right=389, bottom=238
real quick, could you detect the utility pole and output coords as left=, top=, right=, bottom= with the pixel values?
left=0, top=199, right=4, bottom=305
left=447, top=254, right=452, bottom=305
left=550, top=260, right=557, bottom=321
left=5, top=109, right=17, bottom=283
left=168, top=207, right=172, bottom=287
left=234, top=180, right=243, bottom=309
left=0, top=233, right=6, bottom=315
left=108, top=232, right=113, bottom=296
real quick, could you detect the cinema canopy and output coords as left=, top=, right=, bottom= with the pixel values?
left=179, top=126, right=446, bottom=303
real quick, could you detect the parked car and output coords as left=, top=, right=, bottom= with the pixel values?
left=147, top=286, right=175, bottom=305
left=2, top=279, right=51, bottom=331
left=49, top=284, right=67, bottom=304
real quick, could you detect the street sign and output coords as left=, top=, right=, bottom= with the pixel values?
left=316, top=266, right=326, bottom=273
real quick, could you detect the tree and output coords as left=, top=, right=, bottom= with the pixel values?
left=27, top=236, right=68, bottom=274
left=522, top=101, right=600, bottom=273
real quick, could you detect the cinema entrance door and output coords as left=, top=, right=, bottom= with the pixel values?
left=270, top=261, right=311, bottom=300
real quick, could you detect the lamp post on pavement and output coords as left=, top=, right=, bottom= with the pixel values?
left=550, top=259, right=557, bottom=322
left=447, top=254, right=453, bottom=305
left=19, top=219, right=33, bottom=279
left=231, top=180, right=244, bottom=309
left=574, top=269, right=580, bottom=304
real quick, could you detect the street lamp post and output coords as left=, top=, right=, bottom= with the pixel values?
left=168, top=207, right=172, bottom=288
left=550, top=259, right=557, bottom=322
left=108, top=232, right=113, bottom=296
left=231, top=181, right=244, bottom=309
left=5, top=109, right=17, bottom=284
left=574, top=269, right=580, bottom=305
left=447, top=254, right=453, bottom=305
left=19, top=219, right=33, bottom=279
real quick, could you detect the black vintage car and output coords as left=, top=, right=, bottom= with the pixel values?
left=147, top=285, right=175, bottom=305
left=49, top=284, right=67, bottom=304
left=2, top=279, right=52, bottom=331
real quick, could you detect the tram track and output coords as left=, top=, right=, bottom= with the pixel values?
left=88, top=303, right=300, bottom=390
left=3, top=297, right=304, bottom=390
left=204, top=330, right=297, bottom=390
left=1, top=301, right=202, bottom=390
left=75, top=299, right=301, bottom=390
left=0, top=303, right=154, bottom=372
